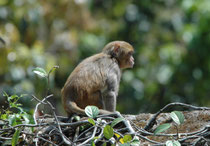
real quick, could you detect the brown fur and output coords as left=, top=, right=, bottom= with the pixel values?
left=61, top=41, right=134, bottom=116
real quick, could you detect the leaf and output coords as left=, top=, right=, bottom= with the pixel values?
left=130, top=138, right=140, bottom=145
left=91, top=140, right=96, bottom=146
left=119, top=143, right=131, bottom=146
left=166, top=140, right=173, bottom=146
left=32, top=67, right=47, bottom=78
left=85, top=106, right=99, bottom=118
left=114, top=133, right=121, bottom=138
left=170, top=111, right=184, bottom=125
left=166, top=140, right=181, bottom=146
left=12, top=129, right=20, bottom=146
left=88, top=118, right=95, bottom=125
left=8, top=115, right=17, bottom=126
left=111, top=117, right=124, bottom=127
left=22, top=114, right=30, bottom=124
left=154, top=123, right=171, bottom=135
left=123, top=135, right=132, bottom=143
left=119, top=138, right=124, bottom=144
left=103, top=125, right=114, bottom=139
left=1, top=114, right=7, bottom=120
left=173, top=140, right=181, bottom=146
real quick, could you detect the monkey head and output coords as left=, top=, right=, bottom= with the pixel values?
left=102, top=41, right=134, bottom=69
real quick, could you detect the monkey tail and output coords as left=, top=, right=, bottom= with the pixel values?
left=66, top=101, right=86, bottom=116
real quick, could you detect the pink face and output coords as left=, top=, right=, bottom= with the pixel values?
left=120, top=51, right=134, bottom=69
left=129, top=55, right=135, bottom=68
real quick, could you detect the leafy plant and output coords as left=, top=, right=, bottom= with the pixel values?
left=85, top=106, right=99, bottom=118
left=154, top=111, right=184, bottom=146
left=103, top=125, right=114, bottom=139
left=32, top=67, right=48, bottom=78
left=1, top=93, right=34, bottom=126
left=33, top=66, right=59, bottom=95
left=170, top=111, right=184, bottom=125
left=1, top=93, right=34, bottom=145
left=154, top=123, right=171, bottom=135
left=85, top=106, right=139, bottom=145
left=111, top=117, right=125, bottom=127
left=166, top=140, right=181, bottom=146
left=12, top=129, right=20, bottom=146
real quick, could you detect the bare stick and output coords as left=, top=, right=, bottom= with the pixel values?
left=21, top=131, right=58, bottom=146
left=144, top=102, right=210, bottom=131
left=78, top=126, right=97, bottom=146
left=46, top=100, right=72, bottom=145
left=74, top=126, right=95, bottom=142
left=32, top=94, right=52, bottom=125
left=115, top=112, right=135, bottom=134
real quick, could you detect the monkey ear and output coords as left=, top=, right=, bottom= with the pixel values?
left=114, top=43, right=120, bottom=53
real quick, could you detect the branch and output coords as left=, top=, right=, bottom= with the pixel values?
left=144, top=102, right=210, bottom=131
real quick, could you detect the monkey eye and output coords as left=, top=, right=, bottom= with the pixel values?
left=128, top=51, right=134, bottom=56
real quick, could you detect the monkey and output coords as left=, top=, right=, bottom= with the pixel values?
left=61, top=41, right=134, bottom=117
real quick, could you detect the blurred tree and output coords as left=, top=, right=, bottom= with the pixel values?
left=1, top=0, right=210, bottom=115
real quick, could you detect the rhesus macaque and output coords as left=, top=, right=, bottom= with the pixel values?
left=61, top=41, right=134, bottom=116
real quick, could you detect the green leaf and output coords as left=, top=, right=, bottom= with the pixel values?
left=154, top=123, right=171, bottom=135
left=111, top=117, right=124, bottom=127
left=170, top=111, right=184, bottom=125
left=33, top=67, right=47, bottom=78
left=173, top=140, right=181, bottom=146
left=1, top=114, right=7, bottom=120
left=119, top=143, right=131, bottom=146
left=22, top=114, right=30, bottom=124
left=166, top=140, right=181, bottom=146
left=91, top=140, right=96, bottom=146
left=12, top=129, right=20, bottom=146
left=103, top=125, right=114, bottom=139
left=130, top=138, right=140, bottom=145
left=88, top=118, right=95, bottom=125
left=166, top=140, right=173, bottom=146
left=85, top=106, right=99, bottom=118
left=123, top=134, right=132, bottom=143
left=73, top=115, right=80, bottom=121
left=8, top=115, right=17, bottom=126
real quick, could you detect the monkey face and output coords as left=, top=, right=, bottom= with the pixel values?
left=119, top=51, right=135, bottom=69
left=128, top=55, right=135, bottom=68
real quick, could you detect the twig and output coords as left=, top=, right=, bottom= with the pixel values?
left=46, top=100, right=72, bottom=145
left=0, top=136, right=13, bottom=140
left=136, top=133, right=164, bottom=145
left=32, top=94, right=54, bottom=146
left=32, top=94, right=53, bottom=125
left=0, top=120, right=89, bottom=132
left=74, top=126, right=95, bottom=142
left=21, top=131, right=58, bottom=146
left=115, top=112, right=135, bottom=134
left=78, top=126, right=97, bottom=146
left=94, top=127, right=105, bottom=144
left=131, top=119, right=209, bottom=137
left=144, top=102, right=210, bottom=131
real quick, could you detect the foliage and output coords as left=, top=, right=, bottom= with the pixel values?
left=154, top=111, right=184, bottom=145
left=0, top=93, right=34, bottom=145
left=85, top=105, right=139, bottom=145
left=0, top=0, right=210, bottom=116
left=170, top=111, right=185, bottom=125
left=166, top=140, right=181, bottom=146
left=85, top=106, right=100, bottom=119
left=1, top=93, right=34, bottom=126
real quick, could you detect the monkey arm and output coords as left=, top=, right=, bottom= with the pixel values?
left=103, top=91, right=116, bottom=111
left=102, top=72, right=120, bottom=112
